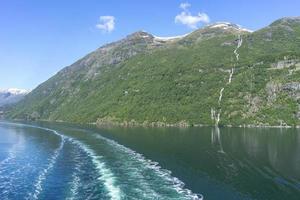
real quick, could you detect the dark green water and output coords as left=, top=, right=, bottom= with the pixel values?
left=0, top=121, right=299, bottom=199
left=98, top=126, right=300, bottom=200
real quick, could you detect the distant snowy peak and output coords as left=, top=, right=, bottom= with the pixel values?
left=0, top=88, right=29, bottom=95
left=0, top=88, right=29, bottom=107
left=207, top=22, right=253, bottom=33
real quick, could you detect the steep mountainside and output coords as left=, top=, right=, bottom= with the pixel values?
left=8, top=17, right=300, bottom=127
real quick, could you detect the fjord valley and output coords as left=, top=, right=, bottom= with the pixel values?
left=7, top=17, right=300, bottom=127
left=1, top=1, right=300, bottom=199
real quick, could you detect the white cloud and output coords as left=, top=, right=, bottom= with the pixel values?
left=96, top=16, right=115, bottom=33
left=179, top=2, right=191, bottom=10
left=175, top=3, right=210, bottom=29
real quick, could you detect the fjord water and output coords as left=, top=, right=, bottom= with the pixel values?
left=0, top=122, right=299, bottom=200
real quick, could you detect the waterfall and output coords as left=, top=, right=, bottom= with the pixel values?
left=234, top=35, right=243, bottom=62
left=218, top=88, right=225, bottom=104
left=228, top=68, right=234, bottom=84
left=211, top=35, right=243, bottom=126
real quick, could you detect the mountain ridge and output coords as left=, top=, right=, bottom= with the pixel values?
left=7, top=17, right=300, bottom=127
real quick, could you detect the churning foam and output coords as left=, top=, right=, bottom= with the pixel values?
left=66, top=152, right=82, bottom=200
left=68, top=139, right=122, bottom=200
left=89, top=131, right=203, bottom=200
left=0, top=122, right=122, bottom=200
left=29, top=137, right=65, bottom=200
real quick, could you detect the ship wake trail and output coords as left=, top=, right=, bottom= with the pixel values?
left=1, top=122, right=202, bottom=199
left=63, top=126, right=203, bottom=199
left=0, top=136, right=25, bottom=198
left=90, top=131, right=203, bottom=200
left=68, top=138, right=122, bottom=200
left=66, top=150, right=83, bottom=200
left=28, top=136, right=65, bottom=200
left=211, top=34, right=243, bottom=126
left=2, top=122, right=122, bottom=200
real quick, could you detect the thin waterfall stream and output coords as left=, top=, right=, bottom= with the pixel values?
left=211, top=35, right=243, bottom=126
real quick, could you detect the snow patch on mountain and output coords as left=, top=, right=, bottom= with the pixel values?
left=208, top=22, right=253, bottom=33
left=154, top=33, right=190, bottom=41
left=138, top=21, right=253, bottom=42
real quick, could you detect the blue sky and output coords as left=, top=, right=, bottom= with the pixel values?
left=0, top=0, right=299, bottom=90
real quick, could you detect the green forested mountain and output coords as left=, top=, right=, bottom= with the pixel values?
left=8, top=17, right=300, bottom=127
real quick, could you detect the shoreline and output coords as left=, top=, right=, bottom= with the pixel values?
left=4, top=118, right=300, bottom=129
left=94, top=121, right=299, bottom=129
left=84, top=119, right=300, bottom=129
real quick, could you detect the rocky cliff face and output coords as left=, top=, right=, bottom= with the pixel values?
left=7, top=17, right=300, bottom=126
left=282, top=82, right=300, bottom=120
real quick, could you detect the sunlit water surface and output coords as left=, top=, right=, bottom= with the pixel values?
left=0, top=121, right=299, bottom=200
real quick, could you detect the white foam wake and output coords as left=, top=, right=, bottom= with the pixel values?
left=90, top=131, right=203, bottom=200
left=28, top=137, right=64, bottom=200
left=67, top=173, right=81, bottom=200
left=0, top=122, right=122, bottom=200
left=66, top=152, right=82, bottom=200
left=0, top=134, right=26, bottom=197
left=1, top=122, right=202, bottom=199
left=68, top=138, right=122, bottom=200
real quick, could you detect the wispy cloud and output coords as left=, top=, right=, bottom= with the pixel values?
left=175, top=2, right=210, bottom=29
left=179, top=2, right=191, bottom=10
left=96, top=16, right=115, bottom=33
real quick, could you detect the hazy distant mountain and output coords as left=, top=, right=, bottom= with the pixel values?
left=0, top=88, right=28, bottom=107
left=8, top=17, right=300, bottom=126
